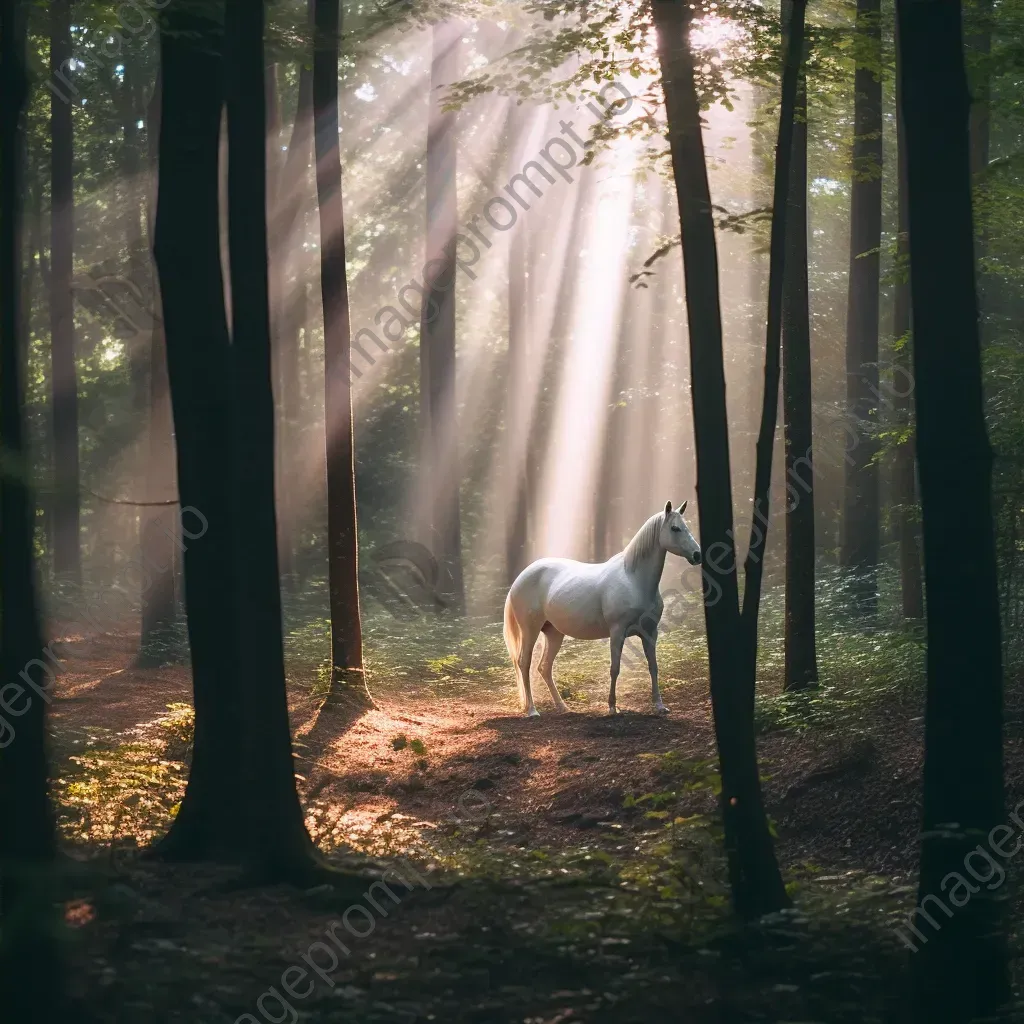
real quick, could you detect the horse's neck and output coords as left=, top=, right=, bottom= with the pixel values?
left=629, top=546, right=667, bottom=596
left=622, top=518, right=668, bottom=596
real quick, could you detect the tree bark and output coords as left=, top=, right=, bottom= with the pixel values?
left=652, top=0, right=788, bottom=920
left=49, top=0, right=81, bottom=582
left=897, top=2, right=1008, bottom=1018
left=420, top=21, right=465, bottom=612
left=780, top=2, right=818, bottom=690
left=841, top=0, right=882, bottom=616
left=892, top=28, right=924, bottom=622
left=0, top=0, right=67, bottom=1012
left=313, top=0, right=368, bottom=704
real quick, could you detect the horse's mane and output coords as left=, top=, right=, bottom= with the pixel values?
left=623, top=511, right=665, bottom=573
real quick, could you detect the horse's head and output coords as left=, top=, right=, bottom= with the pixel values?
left=661, top=500, right=702, bottom=565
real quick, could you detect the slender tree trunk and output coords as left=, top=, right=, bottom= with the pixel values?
left=897, top=3, right=1008, bottom=1019
left=892, top=31, right=924, bottom=621
left=841, top=0, right=882, bottom=616
left=781, top=2, right=818, bottom=689
left=652, top=0, right=788, bottom=920
left=49, top=0, right=80, bottom=582
left=740, top=0, right=807, bottom=664
left=0, top=0, right=67, bottom=1012
left=151, top=7, right=243, bottom=861
left=421, top=21, right=465, bottom=612
left=505, top=101, right=531, bottom=585
left=273, top=51, right=313, bottom=590
left=313, top=0, right=367, bottom=704
left=139, top=71, right=177, bottom=664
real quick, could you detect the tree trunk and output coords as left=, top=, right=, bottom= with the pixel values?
left=420, top=21, right=465, bottom=612
left=740, top=0, right=807, bottom=667
left=313, top=0, right=368, bottom=704
left=273, top=46, right=314, bottom=591
left=781, top=2, right=818, bottom=690
left=841, top=0, right=882, bottom=617
left=897, top=2, right=1008, bottom=1018
left=892, top=29, right=924, bottom=622
left=151, top=7, right=243, bottom=862
left=49, top=0, right=81, bottom=582
left=224, top=0, right=324, bottom=873
left=138, top=71, right=178, bottom=665
left=652, top=0, right=788, bottom=920
left=505, top=101, right=531, bottom=585
left=0, top=0, right=67, bottom=1012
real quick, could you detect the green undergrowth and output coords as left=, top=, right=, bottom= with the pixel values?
left=54, top=716, right=188, bottom=851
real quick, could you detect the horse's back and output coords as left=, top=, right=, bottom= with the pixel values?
left=508, top=556, right=617, bottom=640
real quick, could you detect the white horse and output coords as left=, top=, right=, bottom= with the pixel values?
left=503, top=501, right=702, bottom=717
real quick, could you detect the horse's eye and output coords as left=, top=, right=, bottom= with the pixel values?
left=670, top=525, right=682, bottom=533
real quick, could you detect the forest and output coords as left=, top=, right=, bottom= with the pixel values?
left=0, top=0, right=1022, bottom=1020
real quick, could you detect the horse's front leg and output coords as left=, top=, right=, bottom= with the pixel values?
left=608, top=627, right=626, bottom=714
left=640, top=631, right=667, bottom=714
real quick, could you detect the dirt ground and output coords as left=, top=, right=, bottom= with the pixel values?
left=46, top=628, right=1024, bottom=1023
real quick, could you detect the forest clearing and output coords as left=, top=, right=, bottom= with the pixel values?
left=45, top=594, right=1024, bottom=1022
left=3, top=0, right=1024, bottom=1020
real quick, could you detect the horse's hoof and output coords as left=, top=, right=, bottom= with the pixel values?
left=555, top=703, right=571, bottom=714
left=607, top=706, right=619, bottom=716
left=527, top=708, right=541, bottom=718
left=654, top=703, right=669, bottom=715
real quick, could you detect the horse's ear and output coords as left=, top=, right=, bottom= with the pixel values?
left=677, top=501, right=687, bottom=514
left=664, top=500, right=673, bottom=515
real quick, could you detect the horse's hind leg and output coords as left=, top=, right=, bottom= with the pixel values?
left=539, top=624, right=569, bottom=712
left=518, top=621, right=542, bottom=717
left=608, top=627, right=626, bottom=714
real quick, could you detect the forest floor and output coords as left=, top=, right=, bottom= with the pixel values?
left=46, top=613, right=1024, bottom=1023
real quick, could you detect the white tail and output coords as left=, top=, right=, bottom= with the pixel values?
left=503, top=592, right=527, bottom=710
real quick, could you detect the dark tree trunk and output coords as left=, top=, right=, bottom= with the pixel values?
left=152, top=8, right=241, bottom=860
left=897, top=2, right=1008, bottom=1019
left=420, top=21, right=465, bottom=612
left=139, top=72, right=177, bottom=665
left=313, top=0, right=367, bottom=704
left=224, top=0, right=323, bottom=873
left=741, top=0, right=807, bottom=665
left=841, top=0, right=882, bottom=616
left=780, top=2, right=818, bottom=690
left=49, top=0, right=81, bottom=582
left=892, top=31, right=924, bottom=622
left=0, top=0, right=67, bottom=1012
left=652, top=0, right=788, bottom=920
